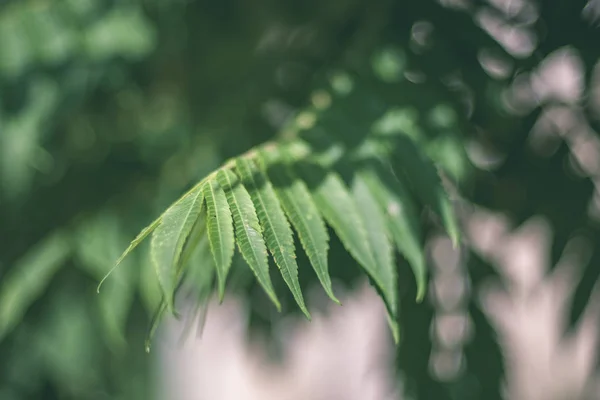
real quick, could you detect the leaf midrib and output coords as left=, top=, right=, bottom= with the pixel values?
left=281, top=182, right=323, bottom=266
left=222, top=171, right=263, bottom=267
left=240, top=162, right=291, bottom=267
left=170, top=188, right=204, bottom=267
left=207, top=181, right=228, bottom=266
left=258, top=149, right=325, bottom=268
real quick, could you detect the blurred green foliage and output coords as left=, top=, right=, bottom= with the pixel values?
left=0, top=0, right=599, bottom=399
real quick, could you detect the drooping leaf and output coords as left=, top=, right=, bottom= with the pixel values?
left=236, top=157, right=310, bottom=319
left=359, top=164, right=427, bottom=301
left=113, top=117, right=460, bottom=349
left=139, top=248, right=163, bottom=316
left=285, top=144, right=377, bottom=282
left=178, top=209, right=209, bottom=273
left=386, top=312, right=400, bottom=345
left=114, top=218, right=161, bottom=266
left=184, top=232, right=215, bottom=300
left=385, top=135, right=460, bottom=246
left=258, top=146, right=339, bottom=304
left=216, top=169, right=281, bottom=310
left=145, top=301, right=167, bottom=353
left=203, top=180, right=235, bottom=300
left=97, top=216, right=161, bottom=292
left=351, top=173, right=398, bottom=324
left=146, top=211, right=210, bottom=352
left=178, top=217, right=215, bottom=344
left=150, top=185, right=205, bottom=312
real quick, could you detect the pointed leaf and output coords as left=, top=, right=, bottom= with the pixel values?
left=98, top=217, right=160, bottom=292
left=145, top=211, right=209, bottom=352
left=285, top=146, right=376, bottom=282
left=359, top=165, right=427, bottom=301
left=179, top=223, right=215, bottom=343
left=236, top=157, right=310, bottom=319
left=258, top=146, right=338, bottom=304
left=203, top=180, right=235, bottom=300
left=179, top=209, right=208, bottom=274
left=387, top=135, right=460, bottom=246
left=352, top=173, right=398, bottom=319
left=310, top=171, right=375, bottom=269
left=145, top=301, right=167, bottom=353
left=217, top=169, right=280, bottom=310
left=185, top=232, right=215, bottom=299
left=386, top=312, right=400, bottom=344
left=115, top=218, right=161, bottom=266
left=150, top=185, right=204, bottom=312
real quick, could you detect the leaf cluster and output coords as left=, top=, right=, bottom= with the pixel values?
left=102, top=104, right=460, bottom=345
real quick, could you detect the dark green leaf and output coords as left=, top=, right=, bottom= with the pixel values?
left=359, top=165, right=427, bottom=301
left=352, top=173, right=398, bottom=326
left=387, top=135, right=460, bottom=246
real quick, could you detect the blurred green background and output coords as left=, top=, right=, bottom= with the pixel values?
left=1, top=0, right=599, bottom=399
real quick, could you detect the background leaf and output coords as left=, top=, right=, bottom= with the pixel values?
left=358, top=165, right=426, bottom=301
left=385, top=135, right=460, bottom=246
left=351, top=173, right=399, bottom=340
left=0, top=232, right=70, bottom=341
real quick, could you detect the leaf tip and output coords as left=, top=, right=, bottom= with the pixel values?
left=300, top=306, right=311, bottom=320
left=450, top=233, right=460, bottom=249
left=386, top=315, right=400, bottom=344
left=216, top=278, right=226, bottom=303
left=410, top=257, right=427, bottom=303
left=329, top=293, right=342, bottom=306
left=415, top=286, right=426, bottom=303
left=97, top=260, right=123, bottom=293
left=391, top=328, right=400, bottom=344
left=272, top=297, right=282, bottom=312
left=321, top=285, right=341, bottom=305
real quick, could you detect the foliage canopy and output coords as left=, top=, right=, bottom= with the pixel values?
left=1, top=0, right=599, bottom=399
